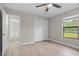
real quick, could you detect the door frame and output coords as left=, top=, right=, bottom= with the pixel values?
left=0, top=6, right=2, bottom=56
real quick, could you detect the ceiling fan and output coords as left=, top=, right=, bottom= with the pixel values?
left=36, top=3, right=61, bottom=12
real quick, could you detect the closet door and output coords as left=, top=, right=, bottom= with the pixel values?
left=34, top=18, right=48, bottom=41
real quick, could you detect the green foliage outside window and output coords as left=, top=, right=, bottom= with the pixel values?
left=63, top=19, right=79, bottom=39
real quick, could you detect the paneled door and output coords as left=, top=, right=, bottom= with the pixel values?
left=2, top=9, right=8, bottom=55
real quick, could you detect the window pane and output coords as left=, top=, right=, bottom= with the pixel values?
left=63, top=17, right=79, bottom=39
left=64, top=28, right=77, bottom=33
left=64, top=27, right=78, bottom=38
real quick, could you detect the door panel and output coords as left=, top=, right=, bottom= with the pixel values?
left=2, top=15, right=8, bottom=55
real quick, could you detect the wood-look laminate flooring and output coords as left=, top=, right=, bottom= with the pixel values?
left=4, top=40, right=79, bottom=56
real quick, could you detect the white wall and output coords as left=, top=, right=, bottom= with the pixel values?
left=4, top=8, right=48, bottom=44
left=4, top=8, right=33, bottom=43
left=48, top=7, right=79, bottom=49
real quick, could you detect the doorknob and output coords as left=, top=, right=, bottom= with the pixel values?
left=2, top=34, right=6, bottom=36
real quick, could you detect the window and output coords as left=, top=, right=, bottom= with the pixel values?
left=63, top=15, right=79, bottom=39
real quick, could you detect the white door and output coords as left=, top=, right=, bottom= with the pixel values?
left=2, top=8, right=8, bottom=55
left=8, top=14, right=20, bottom=41
left=34, top=19, right=48, bottom=41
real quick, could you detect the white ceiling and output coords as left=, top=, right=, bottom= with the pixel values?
left=1, top=3, right=79, bottom=18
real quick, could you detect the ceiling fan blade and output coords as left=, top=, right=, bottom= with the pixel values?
left=36, top=4, right=48, bottom=7
left=53, top=4, right=61, bottom=8
left=45, top=7, right=49, bottom=12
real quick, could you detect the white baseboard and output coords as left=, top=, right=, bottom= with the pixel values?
left=49, top=39, right=79, bottom=49
left=21, top=39, right=47, bottom=46
left=21, top=41, right=36, bottom=45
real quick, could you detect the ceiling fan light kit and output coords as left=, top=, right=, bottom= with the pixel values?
left=36, top=3, right=61, bottom=12
left=47, top=4, right=52, bottom=8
